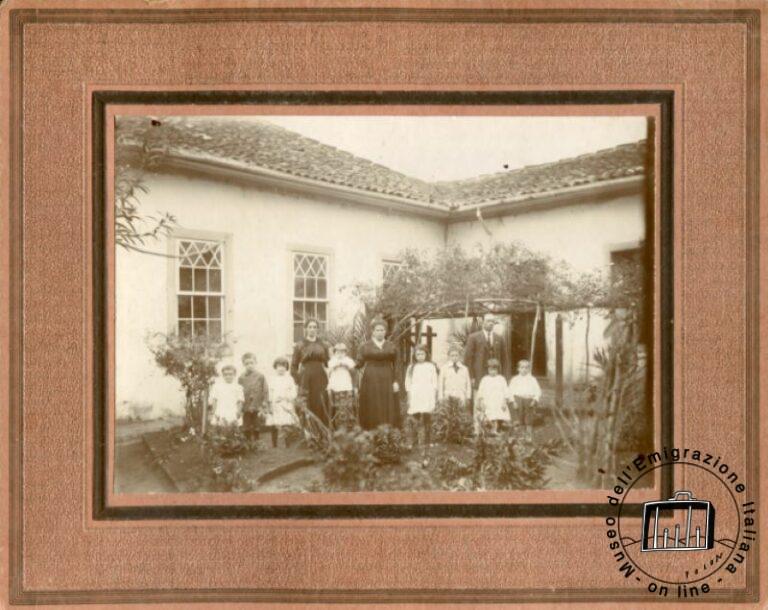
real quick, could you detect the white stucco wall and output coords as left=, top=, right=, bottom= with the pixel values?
left=115, top=172, right=445, bottom=418
left=446, top=193, right=645, bottom=273
left=543, top=308, right=613, bottom=386
left=445, top=195, right=645, bottom=385
left=116, top=171, right=645, bottom=418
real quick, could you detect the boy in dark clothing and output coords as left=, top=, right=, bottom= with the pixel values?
left=238, top=352, right=269, bottom=442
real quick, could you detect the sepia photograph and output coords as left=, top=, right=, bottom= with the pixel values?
left=113, top=113, right=655, bottom=495
left=5, top=2, right=765, bottom=604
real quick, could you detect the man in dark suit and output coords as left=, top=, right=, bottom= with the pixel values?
left=464, top=313, right=509, bottom=389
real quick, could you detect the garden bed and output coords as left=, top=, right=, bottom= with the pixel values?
left=139, top=412, right=645, bottom=493
left=143, top=427, right=315, bottom=492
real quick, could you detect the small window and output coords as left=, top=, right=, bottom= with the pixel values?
left=176, top=239, right=224, bottom=340
left=610, top=245, right=646, bottom=343
left=382, top=259, right=404, bottom=284
left=610, top=247, right=643, bottom=287
left=293, top=252, right=329, bottom=342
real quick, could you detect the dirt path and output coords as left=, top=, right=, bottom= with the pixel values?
left=114, top=441, right=177, bottom=494
left=116, top=417, right=184, bottom=445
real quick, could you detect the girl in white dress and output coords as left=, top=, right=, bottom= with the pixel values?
left=474, top=358, right=511, bottom=433
left=266, top=356, right=298, bottom=448
left=208, top=364, right=244, bottom=427
left=405, top=345, right=439, bottom=447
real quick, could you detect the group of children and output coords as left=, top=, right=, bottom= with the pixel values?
left=404, top=345, right=543, bottom=445
left=207, top=344, right=361, bottom=447
left=207, top=342, right=543, bottom=449
left=207, top=353, right=297, bottom=447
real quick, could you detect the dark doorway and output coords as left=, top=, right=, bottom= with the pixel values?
left=508, top=312, right=547, bottom=377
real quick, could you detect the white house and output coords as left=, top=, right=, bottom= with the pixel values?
left=115, top=116, right=648, bottom=419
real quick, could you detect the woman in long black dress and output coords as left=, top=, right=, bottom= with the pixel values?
left=290, top=319, right=331, bottom=426
left=356, top=319, right=401, bottom=430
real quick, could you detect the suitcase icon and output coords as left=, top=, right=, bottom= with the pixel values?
left=641, top=491, right=715, bottom=552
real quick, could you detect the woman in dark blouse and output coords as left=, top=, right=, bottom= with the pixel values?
left=356, top=318, right=402, bottom=430
left=290, top=319, right=331, bottom=426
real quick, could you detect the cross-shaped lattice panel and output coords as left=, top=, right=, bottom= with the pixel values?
left=179, top=240, right=222, bottom=269
left=294, top=253, right=327, bottom=278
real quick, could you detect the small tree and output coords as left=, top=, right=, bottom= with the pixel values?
left=146, top=332, right=230, bottom=431
left=589, top=309, right=647, bottom=487
left=115, top=117, right=177, bottom=253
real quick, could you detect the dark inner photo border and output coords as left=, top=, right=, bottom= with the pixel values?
left=93, top=89, right=674, bottom=521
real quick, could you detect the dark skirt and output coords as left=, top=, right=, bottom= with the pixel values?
left=358, top=362, right=401, bottom=430
left=329, top=390, right=356, bottom=430
left=299, top=361, right=330, bottom=426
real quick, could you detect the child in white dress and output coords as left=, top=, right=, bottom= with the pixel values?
left=266, top=356, right=298, bottom=448
left=326, top=342, right=357, bottom=428
left=475, top=358, right=511, bottom=433
left=405, top=345, right=439, bottom=447
left=208, top=364, right=245, bottom=427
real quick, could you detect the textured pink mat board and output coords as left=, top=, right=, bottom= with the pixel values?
left=0, top=1, right=764, bottom=607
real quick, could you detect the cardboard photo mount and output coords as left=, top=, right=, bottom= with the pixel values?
left=1, top=1, right=765, bottom=606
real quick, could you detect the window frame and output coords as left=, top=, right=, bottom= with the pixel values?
left=381, top=258, right=404, bottom=284
left=166, top=228, right=233, bottom=340
left=288, top=246, right=333, bottom=345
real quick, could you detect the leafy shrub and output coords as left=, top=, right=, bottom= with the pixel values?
left=472, top=425, right=550, bottom=490
left=204, top=423, right=258, bottom=457
left=322, top=427, right=377, bottom=491
left=208, top=457, right=252, bottom=492
left=282, top=424, right=304, bottom=448
left=146, top=331, right=230, bottom=431
left=369, top=461, right=436, bottom=492
left=201, top=423, right=258, bottom=492
left=431, top=397, right=474, bottom=445
left=436, top=455, right=473, bottom=484
left=370, top=425, right=407, bottom=465
left=293, top=394, right=333, bottom=453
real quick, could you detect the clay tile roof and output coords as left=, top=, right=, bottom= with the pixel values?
left=116, top=116, right=646, bottom=210
left=432, top=140, right=647, bottom=209
left=116, top=115, right=439, bottom=207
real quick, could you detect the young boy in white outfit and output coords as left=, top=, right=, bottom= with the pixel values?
left=507, top=359, right=542, bottom=440
left=438, top=345, right=472, bottom=409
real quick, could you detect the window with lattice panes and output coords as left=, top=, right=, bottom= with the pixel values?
left=176, top=239, right=224, bottom=340
left=382, top=259, right=404, bottom=284
left=293, top=252, right=329, bottom=342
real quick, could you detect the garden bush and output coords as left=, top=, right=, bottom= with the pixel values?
left=322, top=427, right=377, bottom=491
left=436, top=454, right=473, bottom=488
left=201, top=423, right=259, bottom=492
left=431, top=397, right=474, bottom=445
left=282, top=424, right=304, bottom=448
left=370, top=425, right=408, bottom=465
left=146, top=331, right=230, bottom=431
left=472, top=425, right=550, bottom=490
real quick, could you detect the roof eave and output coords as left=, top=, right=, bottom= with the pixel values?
left=123, top=144, right=646, bottom=221
left=446, top=174, right=646, bottom=222
left=147, top=148, right=451, bottom=220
